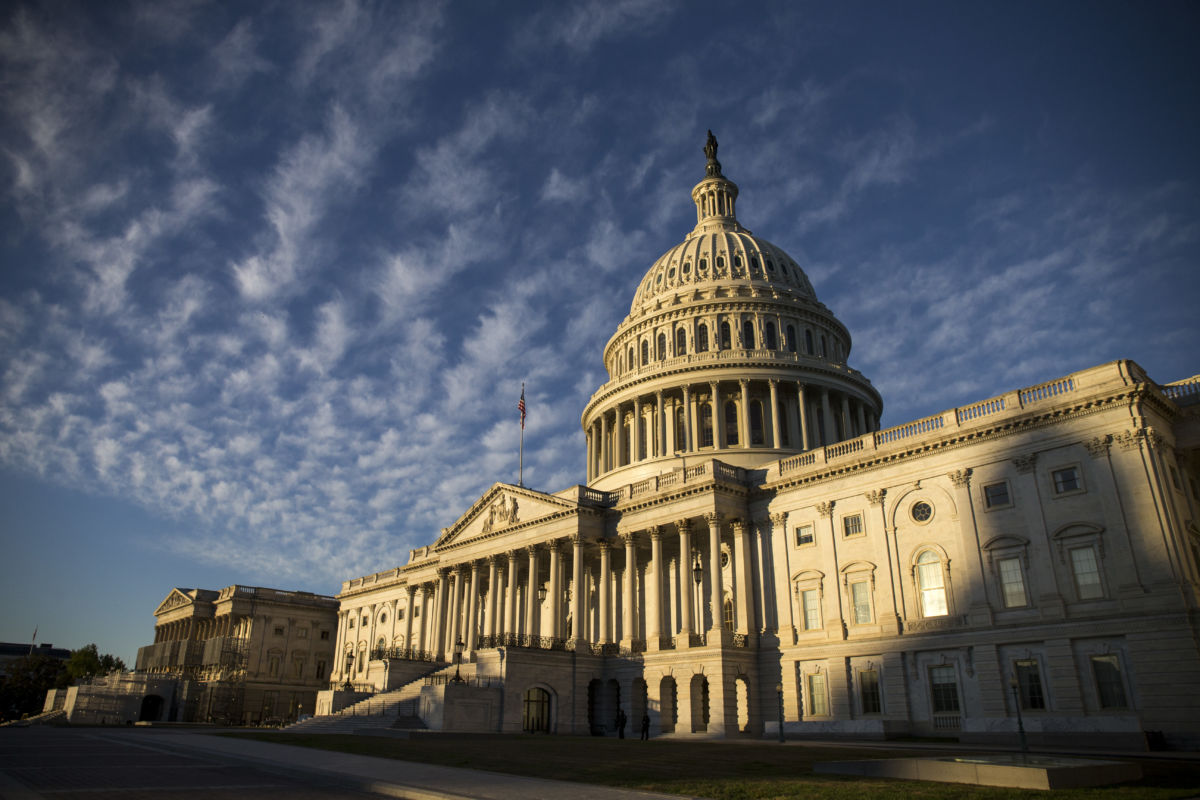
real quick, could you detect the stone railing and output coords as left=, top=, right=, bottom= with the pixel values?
left=477, top=633, right=572, bottom=652
left=611, top=459, right=747, bottom=504
left=328, top=680, right=374, bottom=692
left=370, top=647, right=437, bottom=662
left=1019, top=376, right=1075, bottom=405
left=424, top=674, right=499, bottom=688
left=1162, top=376, right=1200, bottom=406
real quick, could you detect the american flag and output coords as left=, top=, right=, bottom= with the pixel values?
left=518, top=385, right=526, bottom=429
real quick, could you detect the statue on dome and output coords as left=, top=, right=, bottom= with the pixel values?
left=704, top=130, right=722, bottom=177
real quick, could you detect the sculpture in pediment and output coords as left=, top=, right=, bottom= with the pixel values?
left=482, top=494, right=520, bottom=533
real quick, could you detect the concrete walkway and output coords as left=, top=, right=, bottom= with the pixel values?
left=152, top=730, right=693, bottom=800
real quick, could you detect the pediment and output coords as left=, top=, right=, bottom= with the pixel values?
left=154, top=588, right=194, bottom=615
left=982, top=534, right=1030, bottom=551
left=435, top=483, right=579, bottom=548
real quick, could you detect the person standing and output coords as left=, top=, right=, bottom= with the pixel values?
left=616, top=708, right=627, bottom=738
left=640, top=712, right=650, bottom=740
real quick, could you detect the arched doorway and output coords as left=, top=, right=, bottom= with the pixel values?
left=659, top=676, right=677, bottom=733
left=631, top=678, right=648, bottom=724
left=605, top=679, right=621, bottom=734
left=735, top=675, right=751, bottom=733
left=522, top=687, right=551, bottom=733
left=691, top=675, right=710, bottom=733
left=139, top=694, right=164, bottom=722
left=587, top=679, right=602, bottom=735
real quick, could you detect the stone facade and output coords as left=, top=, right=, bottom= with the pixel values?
left=129, top=584, right=338, bottom=724
left=323, top=136, right=1200, bottom=746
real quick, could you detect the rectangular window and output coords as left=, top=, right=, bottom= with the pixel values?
left=807, top=673, right=829, bottom=716
left=1091, top=655, right=1128, bottom=709
left=997, top=557, right=1028, bottom=608
left=268, top=656, right=280, bottom=677
left=843, top=514, right=864, bottom=538
left=1015, top=659, right=1046, bottom=710
left=851, top=581, right=871, bottom=624
left=929, top=666, right=960, bottom=713
left=348, top=618, right=354, bottom=628
left=795, top=524, right=814, bottom=547
left=1070, top=546, right=1104, bottom=599
left=273, top=626, right=284, bottom=636
left=801, top=589, right=821, bottom=630
left=398, top=608, right=406, bottom=620
left=984, top=482, right=1011, bottom=508
left=297, top=627, right=308, bottom=639
left=361, top=615, right=368, bottom=626
left=292, top=657, right=304, bottom=679
left=414, top=606, right=421, bottom=618
left=316, top=659, right=327, bottom=679
left=1053, top=466, right=1081, bottom=494
left=860, top=669, right=882, bottom=714
left=319, top=630, right=330, bottom=640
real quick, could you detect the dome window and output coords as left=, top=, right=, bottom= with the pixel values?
left=766, top=260, right=775, bottom=272
left=750, top=401, right=765, bottom=445
left=751, top=257, right=759, bottom=271
left=675, top=327, right=686, bottom=355
left=697, top=324, right=709, bottom=352
left=698, top=258, right=707, bottom=273
left=725, top=402, right=739, bottom=446
left=716, top=256, right=725, bottom=269
left=656, top=333, right=667, bottom=361
left=656, top=273, right=663, bottom=285
left=734, top=254, right=743, bottom=268
left=699, top=403, right=714, bottom=447
left=668, top=266, right=676, bottom=279
left=786, top=325, right=797, bottom=353
left=765, top=322, right=778, bottom=350
left=720, top=321, right=732, bottom=350
left=805, top=329, right=814, bottom=355
left=742, top=319, right=755, bottom=349
left=641, top=340, right=649, bottom=366
left=682, top=262, right=691, bottom=274
left=780, top=262, right=789, bottom=276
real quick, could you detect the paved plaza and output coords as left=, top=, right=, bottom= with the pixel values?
left=0, top=727, right=687, bottom=799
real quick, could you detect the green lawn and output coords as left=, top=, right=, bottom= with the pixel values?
left=223, top=732, right=1200, bottom=800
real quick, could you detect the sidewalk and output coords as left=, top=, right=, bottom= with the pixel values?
left=152, top=731, right=693, bottom=800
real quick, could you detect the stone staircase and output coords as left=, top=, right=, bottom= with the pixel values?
left=284, top=662, right=468, bottom=734
left=1, top=709, right=66, bottom=727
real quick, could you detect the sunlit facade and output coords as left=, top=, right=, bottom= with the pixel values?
left=314, top=136, right=1200, bottom=747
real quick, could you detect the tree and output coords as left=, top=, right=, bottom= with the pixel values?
left=59, top=644, right=126, bottom=688
left=0, top=654, right=64, bottom=720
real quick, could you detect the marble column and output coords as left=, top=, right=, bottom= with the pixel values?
left=403, top=586, right=415, bottom=649
left=821, top=388, right=834, bottom=445
left=466, top=561, right=480, bottom=652
left=632, top=397, right=642, bottom=462
left=856, top=402, right=867, bottom=437
left=647, top=526, right=663, bottom=648
left=684, top=386, right=695, bottom=451
left=656, top=390, right=666, bottom=457
left=434, top=569, right=449, bottom=660
left=677, top=519, right=694, bottom=637
left=505, top=551, right=519, bottom=638
left=732, top=520, right=754, bottom=635
left=705, top=513, right=724, bottom=633
left=711, top=382, right=723, bottom=449
left=601, top=413, right=610, bottom=473
left=548, top=540, right=562, bottom=639
left=524, top=546, right=539, bottom=640
left=571, top=534, right=586, bottom=643
left=449, top=567, right=464, bottom=652
left=841, top=393, right=852, bottom=439
left=484, top=556, right=499, bottom=639
left=768, top=380, right=781, bottom=448
left=738, top=379, right=750, bottom=447
left=598, top=540, right=613, bottom=644
left=797, top=383, right=810, bottom=450
left=621, top=531, right=638, bottom=645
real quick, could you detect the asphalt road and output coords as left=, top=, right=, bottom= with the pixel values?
left=0, top=727, right=380, bottom=799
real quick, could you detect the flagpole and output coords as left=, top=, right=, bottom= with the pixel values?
left=518, top=383, right=525, bottom=487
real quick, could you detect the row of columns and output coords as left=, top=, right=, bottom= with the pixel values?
left=334, top=516, right=761, bottom=680
left=587, top=379, right=879, bottom=480
left=154, top=615, right=242, bottom=643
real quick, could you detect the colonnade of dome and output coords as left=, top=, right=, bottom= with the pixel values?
left=582, top=133, right=882, bottom=490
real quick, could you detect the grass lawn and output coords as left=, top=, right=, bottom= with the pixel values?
left=223, top=732, right=1200, bottom=800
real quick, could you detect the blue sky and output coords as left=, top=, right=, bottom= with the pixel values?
left=1, top=1, right=1197, bottom=665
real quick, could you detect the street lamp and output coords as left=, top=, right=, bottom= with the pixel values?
left=1009, top=674, right=1028, bottom=756
left=538, top=583, right=548, bottom=603
left=343, top=652, right=355, bottom=691
left=775, top=682, right=785, bottom=743
left=452, top=637, right=465, bottom=683
left=692, top=553, right=704, bottom=631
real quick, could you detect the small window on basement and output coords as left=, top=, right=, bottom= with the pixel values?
left=274, top=626, right=284, bottom=636
left=320, top=630, right=330, bottom=641
left=1091, top=654, right=1128, bottom=709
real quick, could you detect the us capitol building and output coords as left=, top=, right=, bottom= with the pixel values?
left=301, top=134, right=1200, bottom=747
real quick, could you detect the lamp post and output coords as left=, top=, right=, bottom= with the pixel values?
left=775, top=682, right=785, bottom=743
left=343, top=652, right=354, bottom=691
left=1010, top=674, right=1028, bottom=756
left=692, top=552, right=703, bottom=631
left=452, top=637, right=465, bottom=683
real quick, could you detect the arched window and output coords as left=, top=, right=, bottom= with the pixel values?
left=675, top=327, right=686, bottom=355
left=805, top=329, right=814, bottom=355
left=749, top=400, right=764, bottom=445
left=640, top=340, right=649, bottom=366
left=675, top=406, right=686, bottom=451
left=627, top=346, right=634, bottom=371
left=697, top=324, right=709, bottom=352
left=699, top=403, right=713, bottom=447
left=638, top=416, right=646, bottom=460
left=742, top=319, right=754, bottom=349
left=916, top=551, right=949, bottom=617
left=720, top=321, right=731, bottom=349
left=657, top=333, right=666, bottom=360
left=376, top=637, right=385, bottom=652
left=725, top=401, right=739, bottom=446
left=820, top=335, right=827, bottom=357
left=778, top=400, right=791, bottom=447
left=523, top=687, right=551, bottom=733
left=764, top=322, right=777, bottom=349
left=786, top=325, right=797, bottom=353
left=723, top=598, right=735, bottom=631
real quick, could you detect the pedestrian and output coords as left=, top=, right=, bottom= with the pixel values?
left=640, top=713, right=650, bottom=740
left=616, top=708, right=626, bottom=738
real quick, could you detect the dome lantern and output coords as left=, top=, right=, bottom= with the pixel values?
left=691, top=131, right=741, bottom=230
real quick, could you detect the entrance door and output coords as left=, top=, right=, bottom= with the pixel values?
left=522, top=687, right=550, bottom=733
left=139, top=694, right=164, bottom=721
